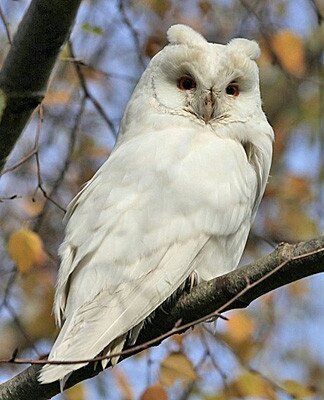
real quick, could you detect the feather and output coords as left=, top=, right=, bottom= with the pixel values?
left=39, top=236, right=209, bottom=383
left=39, top=24, right=273, bottom=386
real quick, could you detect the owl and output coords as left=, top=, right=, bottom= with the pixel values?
left=39, top=24, right=273, bottom=384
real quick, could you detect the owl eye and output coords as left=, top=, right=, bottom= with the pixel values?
left=226, top=83, right=239, bottom=96
left=177, top=76, right=197, bottom=91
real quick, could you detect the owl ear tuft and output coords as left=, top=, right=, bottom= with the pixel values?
left=228, top=38, right=260, bottom=60
left=167, top=24, right=207, bottom=48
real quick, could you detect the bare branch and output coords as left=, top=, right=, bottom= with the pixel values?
left=118, top=0, right=146, bottom=69
left=0, top=236, right=323, bottom=400
left=67, top=42, right=117, bottom=137
left=0, top=0, right=83, bottom=171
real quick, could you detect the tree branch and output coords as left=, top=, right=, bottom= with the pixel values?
left=0, top=236, right=323, bottom=400
left=0, top=0, right=82, bottom=170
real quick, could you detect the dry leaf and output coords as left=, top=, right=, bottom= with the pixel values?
left=282, top=380, right=315, bottom=398
left=7, top=229, right=46, bottom=273
left=231, top=372, right=276, bottom=399
left=160, top=352, right=196, bottom=387
left=65, top=383, right=85, bottom=400
left=43, top=90, right=72, bottom=105
left=270, top=30, right=306, bottom=77
left=226, top=311, right=255, bottom=343
left=141, top=383, right=168, bottom=400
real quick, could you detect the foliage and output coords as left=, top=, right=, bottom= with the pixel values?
left=0, top=0, right=322, bottom=399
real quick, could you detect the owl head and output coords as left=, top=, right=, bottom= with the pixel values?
left=119, top=24, right=273, bottom=145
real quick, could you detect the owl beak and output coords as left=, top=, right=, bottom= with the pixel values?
left=202, top=91, right=216, bottom=123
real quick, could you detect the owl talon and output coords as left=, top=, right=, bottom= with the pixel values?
left=189, top=271, right=199, bottom=290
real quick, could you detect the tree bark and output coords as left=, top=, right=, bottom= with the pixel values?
left=0, top=236, right=323, bottom=400
left=0, top=0, right=82, bottom=170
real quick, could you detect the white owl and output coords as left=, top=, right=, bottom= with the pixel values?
left=39, top=24, right=273, bottom=384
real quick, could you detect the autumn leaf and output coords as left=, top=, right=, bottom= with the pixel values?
left=226, top=311, right=255, bottom=343
left=43, top=90, right=72, bottom=106
left=231, top=372, right=276, bottom=399
left=141, top=383, right=168, bottom=400
left=282, top=380, right=315, bottom=398
left=268, top=30, right=306, bottom=77
left=220, top=311, right=257, bottom=362
left=171, top=333, right=184, bottom=347
left=160, top=352, right=196, bottom=387
left=7, top=229, right=46, bottom=273
left=65, top=383, right=85, bottom=400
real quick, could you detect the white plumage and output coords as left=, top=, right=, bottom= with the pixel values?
left=39, top=24, right=273, bottom=384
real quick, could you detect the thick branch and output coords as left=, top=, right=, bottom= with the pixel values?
left=0, top=236, right=323, bottom=400
left=0, top=0, right=82, bottom=170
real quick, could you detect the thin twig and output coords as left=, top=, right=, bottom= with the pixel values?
left=62, top=58, right=138, bottom=83
left=68, top=41, right=117, bottom=136
left=0, top=194, right=19, bottom=202
left=34, top=95, right=87, bottom=230
left=200, top=331, right=228, bottom=387
left=0, top=245, right=323, bottom=366
left=33, top=106, right=66, bottom=213
left=0, top=148, right=38, bottom=176
left=118, top=0, right=146, bottom=69
left=203, top=326, right=296, bottom=399
left=238, top=0, right=300, bottom=82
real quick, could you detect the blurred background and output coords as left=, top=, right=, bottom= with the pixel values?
left=0, top=0, right=323, bottom=399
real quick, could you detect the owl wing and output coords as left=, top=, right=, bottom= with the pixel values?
left=39, top=128, right=258, bottom=383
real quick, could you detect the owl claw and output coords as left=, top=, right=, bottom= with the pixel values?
left=189, top=270, right=199, bottom=290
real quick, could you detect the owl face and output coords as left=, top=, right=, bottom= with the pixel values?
left=118, top=25, right=273, bottom=146
left=150, top=26, right=263, bottom=128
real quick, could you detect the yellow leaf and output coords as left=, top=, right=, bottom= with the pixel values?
left=282, top=380, right=315, bottom=398
left=7, top=229, right=46, bottom=273
left=231, top=372, right=276, bottom=399
left=160, top=352, right=196, bottom=387
left=226, top=311, right=255, bottom=344
left=172, top=334, right=184, bottom=347
left=141, top=383, right=168, bottom=400
left=271, top=30, right=306, bottom=77
left=65, top=383, right=85, bottom=400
